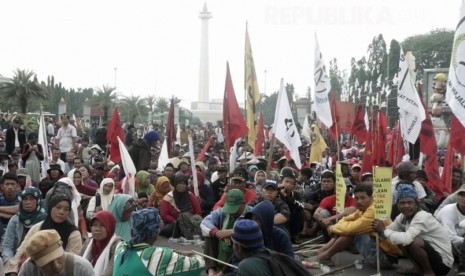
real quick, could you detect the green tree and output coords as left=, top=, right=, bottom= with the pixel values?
left=120, top=95, right=148, bottom=124
left=329, top=58, right=343, bottom=100
left=146, top=95, right=156, bottom=113
left=155, top=97, right=169, bottom=114
left=402, top=28, right=454, bottom=79
left=93, top=85, right=117, bottom=122
left=0, top=69, right=49, bottom=113
left=261, top=92, right=278, bottom=126
left=367, top=34, right=388, bottom=85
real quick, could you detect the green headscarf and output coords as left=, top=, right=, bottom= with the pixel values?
left=108, top=194, right=133, bottom=242
left=135, top=170, right=154, bottom=196
left=18, top=187, right=47, bottom=228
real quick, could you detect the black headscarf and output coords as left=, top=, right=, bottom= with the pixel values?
left=41, top=194, right=78, bottom=249
left=173, top=174, right=192, bottom=213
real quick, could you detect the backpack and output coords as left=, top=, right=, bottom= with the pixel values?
left=256, top=250, right=312, bottom=276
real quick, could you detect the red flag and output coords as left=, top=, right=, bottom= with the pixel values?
left=386, top=122, right=405, bottom=167
left=419, top=101, right=443, bottom=201
left=106, top=107, right=125, bottom=164
left=361, top=129, right=373, bottom=174
left=371, top=111, right=387, bottom=166
left=350, top=104, right=367, bottom=145
left=329, top=94, right=340, bottom=141
left=450, top=115, right=465, bottom=155
left=166, top=98, right=175, bottom=158
left=223, top=62, right=248, bottom=151
left=255, top=111, right=264, bottom=156
left=441, top=142, right=454, bottom=195
left=196, top=136, right=213, bottom=162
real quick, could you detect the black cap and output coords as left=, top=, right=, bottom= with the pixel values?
left=262, top=181, right=278, bottom=190
left=230, top=167, right=248, bottom=182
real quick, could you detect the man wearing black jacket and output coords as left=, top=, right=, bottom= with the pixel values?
left=5, top=118, right=26, bottom=155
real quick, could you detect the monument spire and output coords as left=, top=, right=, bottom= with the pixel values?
left=198, top=2, right=212, bottom=110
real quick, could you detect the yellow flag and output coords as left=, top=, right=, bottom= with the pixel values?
left=309, top=124, right=327, bottom=164
left=373, top=167, right=393, bottom=220
left=244, top=27, right=260, bottom=150
left=335, top=163, right=347, bottom=213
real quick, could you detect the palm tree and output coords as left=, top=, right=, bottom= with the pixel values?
left=155, top=97, right=169, bottom=114
left=0, top=69, right=49, bottom=113
left=93, top=85, right=117, bottom=122
left=146, top=95, right=156, bottom=113
left=120, top=95, right=148, bottom=124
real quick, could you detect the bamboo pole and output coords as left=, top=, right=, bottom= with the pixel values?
left=192, top=250, right=238, bottom=269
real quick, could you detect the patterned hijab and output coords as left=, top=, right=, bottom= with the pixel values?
left=120, top=208, right=161, bottom=265
left=18, top=187, right=47, bottom=228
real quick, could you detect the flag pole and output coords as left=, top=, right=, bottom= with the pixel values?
left=266, top=134, right=276, bottom=174
left=332, top=95, right=340, bottom=162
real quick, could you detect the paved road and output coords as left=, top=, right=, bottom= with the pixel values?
left=156, top=235, right=457, bottom=275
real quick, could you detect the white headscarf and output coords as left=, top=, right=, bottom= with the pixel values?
left=99, top=178, right=115, bottom=211
left=60, top=177, right=81, bottom=226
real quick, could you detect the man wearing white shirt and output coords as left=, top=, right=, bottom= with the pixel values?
left=55, top=114, right=77, bottom=161
left=47, top=118, right=55, bottom=137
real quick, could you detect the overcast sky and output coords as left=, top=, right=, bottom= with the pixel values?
left=0, top=0, right=460, bottom=108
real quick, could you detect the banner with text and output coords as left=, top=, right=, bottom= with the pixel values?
left=335, top=163, right=347, bottom=213
left=373, top=167, right=392, bottom=220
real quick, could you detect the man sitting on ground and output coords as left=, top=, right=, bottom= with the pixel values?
left=372, top=184, right=453, bottom=276
left=308, top=184, right=402, bottom=267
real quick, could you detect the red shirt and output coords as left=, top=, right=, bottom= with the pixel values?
left=318, top=195, right=355, bottom=216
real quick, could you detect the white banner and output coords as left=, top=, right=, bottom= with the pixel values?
left=273, top=79, right=302, bottom=169
left=313, top=34, right=333, bottom=129
left=447, top=2, right=465, bottom=128
left=397, top=47, right=425, bottom=143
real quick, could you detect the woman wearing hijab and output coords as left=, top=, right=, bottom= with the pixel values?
left=108, top=194, right=136, bottom=242
left=113, top=208, right=204, bottom=276
left=86, top=178, right=116, bottom=220
left=45, top=177, right=88, bottom=240
left=148, top=176, right=172, bottom=208
left=5, top=194, right=82, bottom=274
left=2, top=187, right=47, bottom=264
left=80, top=211, right=121, bottom=276
left=160, top=174, right=201, bottom=238
left=135, top=170, right=155, bottom=197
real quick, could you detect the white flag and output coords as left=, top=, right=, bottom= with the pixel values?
left=118, top=137, right=136, bottom=198
left=364, top=109, right=369, bottom=131
left=273, top=79, right=302, bottom=169
left=157, top=138, right=169, bottom=171
left=38, top=110, right=50, bottom=180
left=176, top=124, right=181, bottom=145
left=301, top=115, right=312, bottom=143
left=313, top=34, right=333, bottom=129
left=447, top=2, right=465, bottom=127
left=397, top=47, right=425, bottom=144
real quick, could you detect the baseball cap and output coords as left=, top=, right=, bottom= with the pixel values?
left=222, top=189, right=245, bottom=214
left=25, top=229, right=64, bottom=267
left=230, top=167, right=247, bottom=182
left=262, top=181, right=278, bottom=190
